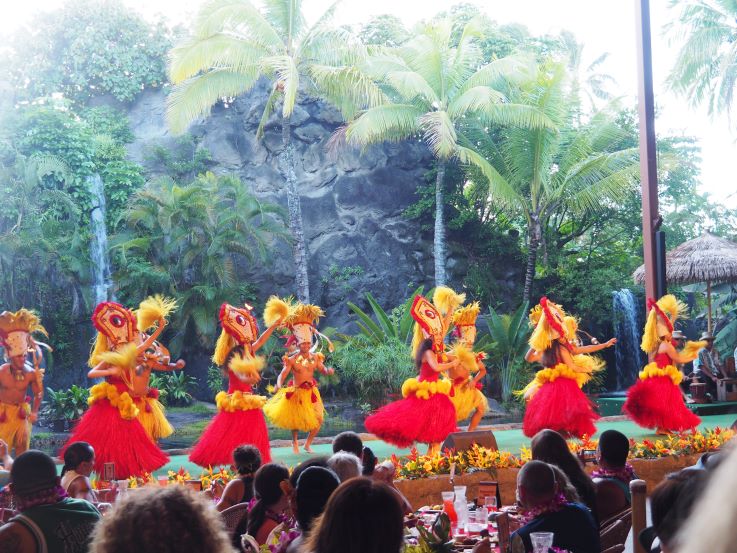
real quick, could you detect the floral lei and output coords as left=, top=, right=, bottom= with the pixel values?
left=591, top=463, right=637, bottom=484
left=14, top=485, right=69, bottom=511
left=520, top=492, right=568, bottom=524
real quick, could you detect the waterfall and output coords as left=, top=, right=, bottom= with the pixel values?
left=612, top=289, right=643, bottom=390
left=88, top=174, right=113, bottom=305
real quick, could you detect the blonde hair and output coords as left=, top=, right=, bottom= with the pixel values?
left=90, top=486, right=235, bottom=553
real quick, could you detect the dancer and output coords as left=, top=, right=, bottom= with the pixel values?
left=264, top=300, right=334, bottom=454
left=130, top=296, right=183, bottom=442
left=521, top=298, right=613, bottom=439
left=190, top=299, right=287, bottom=467
left=364, top=293, right=460, bottom=455
left=61, top=300, right=169, bottom=479
left=448, top=302, right=489, bottom=431
left=0, top=309, right=48, bottom=455
left=623, top=295, right=704, bottom=434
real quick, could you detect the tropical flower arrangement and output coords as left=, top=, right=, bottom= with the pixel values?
left=389, top=427, right=735, bottom=479
left=127, top=472, right=156, bottom=488
left=167, top=467, right=193, bottom=484
left=199, top=466, right=236, bottom=490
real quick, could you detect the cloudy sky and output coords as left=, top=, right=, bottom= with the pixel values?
left=5, top=0, right=736, bottom=208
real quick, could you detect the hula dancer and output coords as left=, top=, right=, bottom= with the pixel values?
left=364, top=289, right=462, bottom=456
left=448, top=302, right=489, bottom=431
left=61, top=300, right=169, bottom=479
left=189, top=300, right=286, bottom=467
left=623, top=295, right=703, bottom=434
left=264, top=300, right=334, bottom=454
left=0, top=309, right=48, bottom=455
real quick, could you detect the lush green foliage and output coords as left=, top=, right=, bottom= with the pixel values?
left=43, top=385, right=89, bottom=421
left=485, top=303, right=531, bottom=402
left=149, top=371, right=197, bottom=406
left=345, top=288, right=425, bottom=346
left=5, top=0, right=172, bottom=104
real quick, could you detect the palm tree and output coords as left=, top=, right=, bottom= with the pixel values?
left=339, top=19, right=553, bottom=286
left=166, top=0, right=381, bottom=302
left=467, top=63, right=640, bottom=303
left=666, top=0, right=737, bottom=117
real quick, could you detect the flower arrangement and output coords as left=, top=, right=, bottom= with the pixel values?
left=167, top=467, right=192, bottom=484
left=127, top=472, right=155, bottom=488
left=389, top=427, right=734, bottom=479
left=91, top=476, right=113, bottom=490
left=199, top=466, right=236, bottom=490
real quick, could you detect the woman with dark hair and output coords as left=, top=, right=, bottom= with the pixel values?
left=303, top=477, right=404, bottom=553
left=216, top=445, right=262, bottom=512
left=650, top=469, right=707, bottom=553
left=361, top=446, right=377, bottom=476
left=531, top=429, right=598, bottom=522
left=60, top=442, right=96, bottom=502
left=247, top=463, right=290, bottom=545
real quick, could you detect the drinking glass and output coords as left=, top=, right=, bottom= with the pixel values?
left=484, top=495, right=498, bottom=511
left=441, top=491, right=457, bottom=524
left=530, top=531, right=554, bottom=553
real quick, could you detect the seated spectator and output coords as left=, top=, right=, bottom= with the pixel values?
left=332, top=431, right=363, bottom=459
left=0, top=450, right=101, bottom=553
left=91, top=485, right=233, bottom=553
left=247, top=463, right=290, bottom=545
left=0, top=439, right=13, bottom=489
left=647, top=469, right=707, bottom=553
left=327, top=451, right=362, bottom=482
left=550, top=465, right=581, bottom=503
left=693, top=333, right=725, bottom=397
left=592, top=429, right=637, bottom=521
left=361, top=445, right=377, bottom=476
left=511, top=460, right=600, bottom=553
left=531, top=429, right=598, bottom=522
left=302, top=477, right=405, bottom=553
left=60, top=441, right=97, bottom=502
left=285, top=466, right=341, bottom=553
left=216, top=444, right=261, bottom=512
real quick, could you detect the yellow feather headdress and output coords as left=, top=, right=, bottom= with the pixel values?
left=529, top=297, right=570, bottom=352
left=432, top=286, right=466, bottom=317
left=97, top=342, right=138, bottom=370
left=136, top=295, right=177, bottom=332
left=229, top=351, right=265, bottom=380
left=287, top=304, right=324, bottom=326
left=452, top=302, right=480, bottom=326
left=450, top=343, right=478, bottom=372
left=0, top=309, right=47, bottom=338
left=263, top=296, right=293, bottom=327
left=641, top=295, right=688, bottom=354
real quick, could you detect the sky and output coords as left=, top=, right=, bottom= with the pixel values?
left=3, top=0, right=736, bottom=209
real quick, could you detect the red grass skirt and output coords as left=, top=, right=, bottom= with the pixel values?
left=523, top=377, right=599, bottom=439
left=189, top=408, right=272, bottom=468
left=623, top=376, right=700, bottom=431
left=61, top=399, right=168, bottom=479
left=365, top=393, right=457, bottom=448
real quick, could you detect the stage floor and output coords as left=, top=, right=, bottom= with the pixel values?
left=597, top=396, right=737, bottom=417
left=155, top=413, right=737, bottom=477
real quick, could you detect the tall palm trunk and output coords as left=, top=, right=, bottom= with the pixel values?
left=280, top=114, right=311, bottom=302
left=434, top=162, right=447, bottom=286
left=523, top=215, right=542, bottom=304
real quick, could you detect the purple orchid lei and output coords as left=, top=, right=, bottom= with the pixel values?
left=519, top=492, right=568, bottom=524
left=591, top=463, right=637, bottom=484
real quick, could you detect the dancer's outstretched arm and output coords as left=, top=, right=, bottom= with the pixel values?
left=253, top=320, right=282, bottom=353
left=572, top=338, right=617, bottom=354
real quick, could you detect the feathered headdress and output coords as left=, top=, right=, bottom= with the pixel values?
left=410, top=295, right=446, bottom=357
left=136, top=295, right=177, bottom=332
left=641, top=295, right=687, bottom=354
left=89, top=302, right=138, bottom=367
left=452, top=302, right=480, bottom=346
left=96, top=342, right=138, bottom=371
left=213, top=303, right=260, bottom=366
left=263, top=296, right=293, bottom=327
left=286, top=303, right=326, bottom=346
left=528, top=297, right=572, bottom=352
left=433, top=287, right=466, bottom=318
left=0, top=309, right=48, bottom=358
left=229, top=351, right=265, bottom=382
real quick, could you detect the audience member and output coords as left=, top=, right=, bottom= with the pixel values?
left=216, top=445, right=262, bottom=512
left=327, top=451, right=362, bottom=482
left=530, top=429, right=598, bottom=521
left=303, top=477, right=405, bottom=553
left=285, top=466, right=341, bottom=553
left=361, top=446, right=377, bottom=476
left=592, top=429, right=637, bottom=521
left=0, top=438, right=13, bottom=488
left=246, top=463, right=290, bottom=545
left=693, top=333, right=725, bottom=396
left=91, top=485, right=234, bottom=553
left=550, top=465, right=581, bottom=503
left=60, top=441, right=97, bottom=502
left=648, top=469, right=707, bottom=553
left=332, top=431, right=363, bottom=458
left=0, top=450, right=101, bottom=553
left=511, top=460, right=600, bottom=553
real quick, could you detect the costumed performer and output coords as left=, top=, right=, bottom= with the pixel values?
left=364, top=290, right=462, bottom=456
left=623, top=295, right=704, bottom=434
left=264, top=300, right=334, bottom=454
left=61, top=300, right=168, bottom=479
left=448, top=302, right=489, bottom=431
left=190, top=299, right=286, bottom=467
left=521, top=298, right=613, bottom=439
left=0, top=309, right=49, bottom=455
left=128, top=295, right=183, bottom=442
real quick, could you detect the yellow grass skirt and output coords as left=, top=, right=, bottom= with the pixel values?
left=450, top=381, right=489, bottom=421
left=0, top=401, right=31, bottom=451
left=264, top=385, right=323, bottom=432
left=135, top=396, right=174, bottom=441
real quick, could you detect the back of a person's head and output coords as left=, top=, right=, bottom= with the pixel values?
left=90, top=486, right=233, bottom=553
left=518, top=460, right=556, bottom=507
left=304, top=477, right=404, bottom=553
left=650, top=469, right=707, bottom=551
left=247, top=463, right=290, bottom=536
left=361, top=446, right=377, bottom=476
left=295, top=466, right=340, bottom=532
left=10, top=450, right=58, bottom=500
left=62, top=442, right=95, bottom=475
left=289, top=456, right=330, bottom=488
left=598, top=430, right=629, bottom=468
left=327, top=452, right=362, bottom=482
left=332, top=431, right=363, bottom=458
left=550, top=464, right=581, bottom=503
left=233, top=445, right=261, bottom=476
left=531, top=430, right=591, bottom=495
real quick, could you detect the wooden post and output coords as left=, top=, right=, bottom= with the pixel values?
left=631, top=479, right=647, bottom=553
left=707, top=279, right=713, bottom=333
left=635, top=0, right=660, bottom=307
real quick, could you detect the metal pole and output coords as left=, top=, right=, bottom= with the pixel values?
left=635, top=0, right=660, bottom=305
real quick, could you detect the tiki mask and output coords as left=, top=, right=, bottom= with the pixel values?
left=219, top=303, right=259, bottom=345
left=91, top=302, right=138, bottom=346
left=411, top=295, right=445, bottom=351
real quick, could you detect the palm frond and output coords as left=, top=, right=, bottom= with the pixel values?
left=169, top=33, right=266, bottom=83
left=261, top=55, right=299, bottom=116
left=344, top=104, right=422, bottom=146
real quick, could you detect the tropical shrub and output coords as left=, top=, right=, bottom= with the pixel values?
left=150, top=371, right=196, bottom=407
left=485, top=302, right=531, bottom=403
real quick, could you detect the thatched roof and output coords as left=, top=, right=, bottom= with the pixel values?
left=633, top=232, right=737, bottom=285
